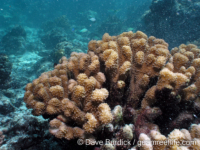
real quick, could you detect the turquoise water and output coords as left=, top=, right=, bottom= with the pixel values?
left=0, top=0, right=200, bottom=149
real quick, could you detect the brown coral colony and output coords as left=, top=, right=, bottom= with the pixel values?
left=24, top=31, right=200, bottom=149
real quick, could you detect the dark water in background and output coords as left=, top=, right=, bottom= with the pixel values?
left=1, top=0, right=200, bottom=149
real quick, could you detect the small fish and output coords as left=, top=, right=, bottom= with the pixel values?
left=79, top=28, right=88, bottom=33
left=108, top=9, right=121, bottom=14
left=89, top=17, right=96, bottom=22
left=71, top=28, right=75, bottom=32
left=127, top=28, right=134, bottom=31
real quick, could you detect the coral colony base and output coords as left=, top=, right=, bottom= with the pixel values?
left=24, top=31, right=200, bottom=150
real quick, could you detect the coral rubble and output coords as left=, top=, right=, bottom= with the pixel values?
left=24, top=31, right=200, bottom=149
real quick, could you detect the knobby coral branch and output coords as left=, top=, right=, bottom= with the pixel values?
left=24, top=31, right=200, bottom=149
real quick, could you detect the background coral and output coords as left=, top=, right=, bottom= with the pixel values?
left=139, top=0, right=200, bottom=49
left=40, top=16, right=70, bottom=50
left=41, top=15, right=70, bottom=33
left=1, top=25, right=27, bottom=54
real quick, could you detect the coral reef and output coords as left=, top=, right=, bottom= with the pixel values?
left=138, top=123, right=200, bottom=150
left=139, top=0, right=200, bottom=48
left=24, top=31, right=200, bottom=149
left=0, top=108, right=62, bottom=150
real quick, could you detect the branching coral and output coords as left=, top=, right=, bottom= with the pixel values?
left=24, top=52, right=112, bottom=141
left=138, top=123, right=200, bottom=150
left=24, top=31, right=200, bottom=150
left=88, top=31, right=171, bottom=108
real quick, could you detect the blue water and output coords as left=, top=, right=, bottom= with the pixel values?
left=0, top=0, right=150, bottom=27
left=0, top=0, right=200, bottom=149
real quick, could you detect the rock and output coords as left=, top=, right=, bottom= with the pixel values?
left=0, top=95, right=15, bottom=115
left=0, top=54, right=12, bottom=89
left=1, top=25, right=27, bottom=54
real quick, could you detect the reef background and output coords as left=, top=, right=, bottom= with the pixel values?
left=0, top=0, right=200, bottom=149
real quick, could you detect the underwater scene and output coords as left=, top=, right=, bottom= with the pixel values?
left=1, top=0, right=200, bottom=149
